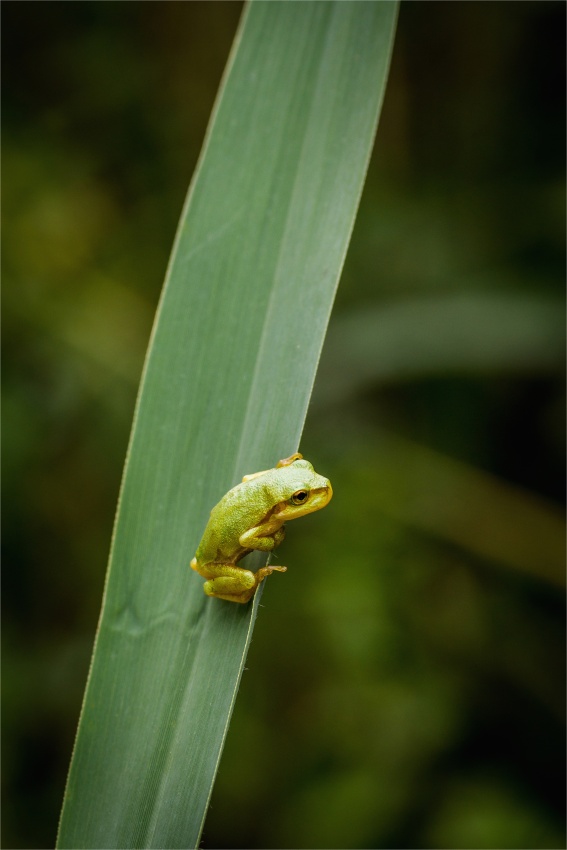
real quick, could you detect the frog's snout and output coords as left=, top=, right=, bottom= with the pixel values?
left=317, top=479, right=332, bottom=508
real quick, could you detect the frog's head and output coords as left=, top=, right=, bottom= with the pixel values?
left=273, top=458, right=333, bottom=522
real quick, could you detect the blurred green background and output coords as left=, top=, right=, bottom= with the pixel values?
left=2, top=2, right=565, bottom=849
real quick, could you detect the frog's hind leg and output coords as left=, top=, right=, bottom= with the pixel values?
left=204, top=568, right=256, bottom=604
left=202, top=562, right=287, bottom=604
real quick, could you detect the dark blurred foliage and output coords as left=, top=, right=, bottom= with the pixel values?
left=2, top=2, right=565, bottom=849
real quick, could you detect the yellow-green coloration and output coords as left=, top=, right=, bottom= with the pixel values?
left=191, top=454, right=332, bottom=603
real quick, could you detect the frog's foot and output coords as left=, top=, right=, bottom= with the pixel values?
left=202, top=563, right=287, bottom=604
left=255, top=565, right=287, bottom=584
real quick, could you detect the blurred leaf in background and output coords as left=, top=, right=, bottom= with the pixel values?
left=2, top=2, right=565, bottom=850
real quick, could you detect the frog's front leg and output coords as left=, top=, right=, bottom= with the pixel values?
left=239, top=523, right=286, bottom=552
left=191, top=559, right=286, bottom=604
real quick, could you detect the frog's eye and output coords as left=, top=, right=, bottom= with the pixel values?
left=290, top=490, right=309, bottom=505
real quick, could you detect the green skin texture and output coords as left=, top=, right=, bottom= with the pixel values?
left=191, top=458, right=333, bottom=603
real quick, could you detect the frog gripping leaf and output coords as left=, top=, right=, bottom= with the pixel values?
left=190, top=454, right=332, bottom=603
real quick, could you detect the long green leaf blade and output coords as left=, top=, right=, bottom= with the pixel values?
left=57, top=3, right=398, bottom=848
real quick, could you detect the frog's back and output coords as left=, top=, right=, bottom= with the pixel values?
left=195, top=477, right=271, bottom=565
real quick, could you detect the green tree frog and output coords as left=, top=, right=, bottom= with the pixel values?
left=190, top=453, right=332, bottom=603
